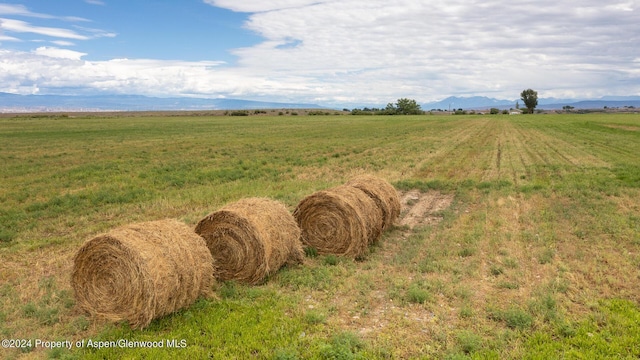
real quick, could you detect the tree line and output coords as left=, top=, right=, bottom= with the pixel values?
left=350, top=98, right=423, bottom=115
left=349, top=89, right=539, bottom=115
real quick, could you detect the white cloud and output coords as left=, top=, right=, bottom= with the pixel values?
left=0, top=18, right=89, bottom=39
left=84, top=0, right=106, bottom=5
left=0, top=4, right=43, bottom=16
left=51, top=40, right=76, bottom=46
left=0, top=49, right=247, bottom=96
left=33, top=46, right=86, bottom=60
left=0, top=4, right=89, bottom=22
left=0, top=18, right=20, bottom=41
left=0, top=34, right=20, bottom=41
left=0, top=4, right=107, bottom=46
left=203, top=0, right=323, bottom=13
left=202, top=0, right=640, bottom=104
left=73, top=25, right=117, bottom=39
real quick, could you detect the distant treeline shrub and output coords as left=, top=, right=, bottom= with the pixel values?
left=351, top=98, right=423, bottom=115
left=308, top=111, right=333, bottom=116
left=350, top=107, right=425, bottom=116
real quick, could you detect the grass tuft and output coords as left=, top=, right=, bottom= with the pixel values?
left=320, top=332, right=366, bottom=359
left=489, top=306, right=533, bottom=330
left=456, top=330, right=482, bottom=354
left=407, top=284, right=431, bottom=304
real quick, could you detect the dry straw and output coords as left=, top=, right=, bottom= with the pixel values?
left=293, top=185, right=383, bottom=259
left=195, top=197, right=304, bottom=285
left=71, top=219, right=215, bottom=329
left=345, top=174, right=401, bottom=232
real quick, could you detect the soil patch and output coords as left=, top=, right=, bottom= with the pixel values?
left=399, top=190, right=454, bottom=228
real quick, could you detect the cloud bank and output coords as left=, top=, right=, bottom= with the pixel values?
left=213, top=0, right=640, bottom=103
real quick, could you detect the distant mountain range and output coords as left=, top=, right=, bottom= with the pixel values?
left=1, top=92, right=639, bottom=113
left=422, top=96, right=640, bottom=111
left=0, top=92, right=323, bottom=112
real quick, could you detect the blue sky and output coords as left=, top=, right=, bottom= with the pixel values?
left=1, top=0, right=639, bottom=107
left=0, top=1, right=260, bottom=62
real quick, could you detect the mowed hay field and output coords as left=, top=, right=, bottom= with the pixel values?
left=1, top=113, right=639, bottom=359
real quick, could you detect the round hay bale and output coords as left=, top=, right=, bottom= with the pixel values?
left=194, top=197, right=303, bottom=285
left=71, top=219, right=215, bottom=329
left=345, top=174, right=401, bottom=232
left=293, top=185, right=383, bottom=258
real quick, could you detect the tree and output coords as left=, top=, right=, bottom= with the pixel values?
left=520, top=89, right=538, bottom=114
left=384, top=102, right=397, bottom=115
left=395, top=98, right=422, bottom=115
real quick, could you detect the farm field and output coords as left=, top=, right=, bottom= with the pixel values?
left=0, top=112, right=639, bottom=359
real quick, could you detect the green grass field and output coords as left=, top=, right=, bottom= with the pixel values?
left=1, top=112, right=639, bottom=359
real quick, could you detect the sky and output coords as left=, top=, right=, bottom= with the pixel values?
left=0, top=0, right=639, bottom=107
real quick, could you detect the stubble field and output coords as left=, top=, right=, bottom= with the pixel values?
left=0, top=112, right=639, bottom=359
